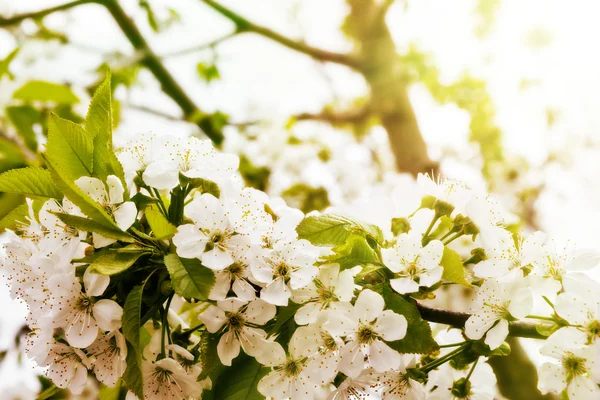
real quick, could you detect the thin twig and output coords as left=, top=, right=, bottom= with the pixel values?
left=161, top=31, right=239, bottom=58
left=200, top=0, right=362, bottom=69
left=0, top=0, right=96, bottom=27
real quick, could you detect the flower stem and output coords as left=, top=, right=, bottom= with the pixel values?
left=438, top=341, right=467, bottom=348
left=465, top=357, right=479, bottom=382
left=421, top=344, right=467, bottom=373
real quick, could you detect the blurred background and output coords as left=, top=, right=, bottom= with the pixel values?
left=1, top=0, right=599, bottom=398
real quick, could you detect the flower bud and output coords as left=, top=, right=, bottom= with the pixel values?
left=391, top=217, right=410, bottom=236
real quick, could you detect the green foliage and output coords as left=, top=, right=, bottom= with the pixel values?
left=440, top=247, right=471, bottom=287
left=0, top=199, right=43, bottom=233
left=179, top=174, right=221, bottom=198
left=297, top=213, right=383, bottom=247
left=13, top=80, right=79, bottom=105
left=325, top=234, right=380, bottom=270
left=238, top=155, right=270, bottom=191
left=0, top=47, right=19, bottom=80
left=164, top=254, right=215, bottom=300
left=122, top=286, right=145, bottom=399
left=0, top=139, right=26, bottom=172
left=86, top=72, right=126, bottom=185
left=98, top=381, right=122, bottom=400
left=398, top=45, right=503, bottom=177
left=6, top=105, right=41, bottom=151
left=85, top=246, right=150, bottom=275
left=145, top=204, right=177, bottom=239
left=46, top=114, right=93, bottom=178
left=197, top=62, right=221, bottom=83
left=0, top=167, right=62, bottom=199
left=281, top=183, right=330, bottom=214
left=381, top=286, right=439, bottom=354
left=53, top=212, right=134, bottom=242
left=210, top=354, right=268, bottom=400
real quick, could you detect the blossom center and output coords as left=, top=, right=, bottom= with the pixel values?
left=226, top=313, right=246, bottom=331
left=587, top=320, right=600, bottom=343
left=75, top=295, right=94, bottom=313
left=283, top=359, right=303, bottom=377
left=226, top=262, right=245, bottom=279
left=274, top=263, right=291, bottom=279
left=562, top=352, right=587, bottom=380
left=357, top=325, right=377, bottom=344
left=315, top=280, right=337, bottom=305
left=152, top=365, right=175, bottom=385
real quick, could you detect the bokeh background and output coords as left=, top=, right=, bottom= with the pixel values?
left=1, top=0, right=600, bottom=398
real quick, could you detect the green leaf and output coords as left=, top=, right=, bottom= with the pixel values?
left=0, top=139, right=26, bottom=172
left=99, top=381, right=121, bottom=400
left=0, top=167, right=62, bottom=199
left=325, top=234, right=380, bottom=270
left=86, top=72, right=126, bottom=185
left=85, top=246, right=149, bottom=275
left=53, top=212, right=134, bottom=242
left=0, top=198, right=43, bottom=233
left=179, top=173, right=221, bottom=198
left=440, top=247, right=471, bottom=287
left=164, top=254, right=215, bottom=300
left=46, top=114, right=93, bottom=178
left=0, top=47, right=19, bottom=80
left=13, top=80, right=79, bottom=104
left=131, top=192, right=159, bottom=209
left=45, top=157, right=120, bottom=229
left=197, top=62, right=220, bottom=83
left=146, top=204, right=177, bottom=239
left=210, top=354, right=267, bottom=400
left=122, top=285, right=144, bottom=399
left=382, top=286, right=439, bottom=354
left=36, top=384, right=63, bottom=400
left=297, top=213, right=384, bottom=246
left=6, top=105, right=40, bottom=151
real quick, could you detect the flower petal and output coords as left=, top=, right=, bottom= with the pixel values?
left=354, top=289, right=384, bottom=322
left=373, top=310, right=407, bottom=341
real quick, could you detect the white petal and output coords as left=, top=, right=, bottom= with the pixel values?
left=198, top=305, right=227, bottom=333
left=419, top=240, right=443, bottom=267
left=465, top=314, right=497, bottom=340
left=217, top=331, right=240, bottom=366
left=354, top=289, right=384, bottom=322
left=295, top=302, right=322, bottom=325
left=260, top=277, right=291, bottom=306
left=208, top=271, right=231, bottom=301
left=142, top=159, right=179, bottom=190
left=555, top=293, right=589, bottom=326
left=507, top=288, right=533, bottom=320
left=106, top=175, right=125, bottom=203
left=75, top=176, right=107, bottom=203
left=484, top=319, right=509, bottom=349
left=290, top=266, right=319, bottom=290
left=368, top=339, right=401, bottom=372
left=419, top=266, right=443, bottom=288
left=373, top=310, right=407, bottom=341
left=390, top=277, right=419, bottom=294
left=94, top=299, right=123, bottom=332
left=65, top=312, right=99, bottom=348
left=216, top=298, right=246, bottom=314
left=113, top=202, right=137, bottom=231
left=335, top=266, right=360, bottom=302
left=232, top=278, right=257, bottom=301
left=568, top=376, right=600, bottom=400
left=93, top=233, right=116, bottom=248
left=202, top=247, right=234, bottom=271
left=569, top=249, right=600, bottom=271
left=245, top=298, right=276, bottom=325
left=338, top=342, right=365, bottom=378
left=537, top=362, right=567, bottom=394
left=172, top=224, right=208, bottom=259
left=83, top=268, right=110, bottom=297
left=255, top=341, right=286, bottom=367
left=324, top=311, right=358, bottom=338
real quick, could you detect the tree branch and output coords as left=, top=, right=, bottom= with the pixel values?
left=160, top=31, right=239, bottom=58
left=415, top=302, right=546, bottom=340
left=0, top=0, right=95, bottom=27
left=200, top=0, right=361, bottom=69
left=295, top=108, right=370, bottom=125
left=102, top=0, right=224, bottom=145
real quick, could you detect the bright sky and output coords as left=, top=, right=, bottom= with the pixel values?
left=2, top=0, right=600, bottom=394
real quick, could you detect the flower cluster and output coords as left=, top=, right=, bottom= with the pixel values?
left=1, top=78, right=599, bottom=399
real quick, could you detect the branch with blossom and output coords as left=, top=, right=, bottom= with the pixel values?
left=1, top=74, right=599, bottom=399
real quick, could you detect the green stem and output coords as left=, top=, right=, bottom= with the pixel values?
left=421, top=214, right=439, bottom=245
left=151, top=187, right=168, bottom=216
left=465, top=357, right=479, bottom=382
left=0, top=0, right=95, bottom=26
left=443, top=232, right=463, bottom=245
left=422, top=344, right=467, bottom=373
left=526, top=315, right=555, bottom=322
left=439, top=341, right=467, bottom=348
